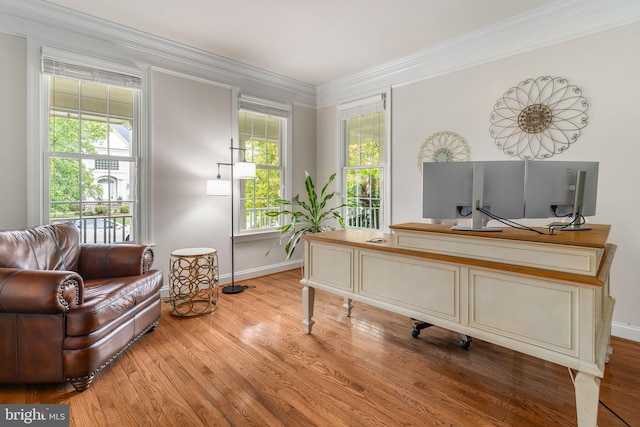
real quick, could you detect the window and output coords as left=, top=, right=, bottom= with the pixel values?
left=237, top=95, right=290, bottom=233
left=43, top=55, right=141, bottom=243
left=340, top=94, right=387, bottom=230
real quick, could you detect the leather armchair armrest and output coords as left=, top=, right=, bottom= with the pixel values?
left=0, top=268, right=83, bottom=313
left=78, top=244, right=155, bottom=280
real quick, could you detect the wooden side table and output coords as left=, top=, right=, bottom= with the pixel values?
left=169, top=247, right=219, bottom=316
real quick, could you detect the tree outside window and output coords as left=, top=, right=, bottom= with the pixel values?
left=239, top=110, right=285, bottom=231
left=343, top=110, right=385, bottom=230
left=46, top=74, right=138, bottom=243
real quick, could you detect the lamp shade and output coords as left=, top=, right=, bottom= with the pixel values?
left=233, top=161, right=256, bottom=179
left=206, top=179, right=231, bottom=196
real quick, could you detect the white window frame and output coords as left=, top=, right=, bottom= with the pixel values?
left=27, top=44, right=150, bottom=242
left=233, top=91, right=292, bottom=240
left=339, top=91, right=391, bottom=231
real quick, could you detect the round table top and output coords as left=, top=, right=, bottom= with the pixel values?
left=171, top=247, right=216, bottom=257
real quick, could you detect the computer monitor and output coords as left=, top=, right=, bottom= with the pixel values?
left=524, top=161, right=599, bottom=229
left=422, top=161, right=473, bottom=220
left=422, top=161, right=526, bottom=231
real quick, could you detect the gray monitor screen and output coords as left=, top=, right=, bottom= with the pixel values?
left=524, top=161, right=599, bottom=218
left=422, top=161, right=526, bottom=220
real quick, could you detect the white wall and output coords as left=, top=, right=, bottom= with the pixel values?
left=377, top=24, right=639, bottom=340
left=150, top=71, right=233, bottom=284
left=150, top=71, right=316, bottom=281
left=316, top=104, right=340, bottom=191
left=0, top=34, right=27, bottom=230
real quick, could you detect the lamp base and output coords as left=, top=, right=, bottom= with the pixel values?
left=221, top=285, right=248, bottom=295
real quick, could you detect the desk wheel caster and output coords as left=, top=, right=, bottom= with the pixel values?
left=411, top=321, right=432, bottom=338
left=459, top=335, right=472, bottom=350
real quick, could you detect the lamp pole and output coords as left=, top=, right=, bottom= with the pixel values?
left=209, top=139, right=255, bottom=294
left=220, top=140, right=249, bottom=294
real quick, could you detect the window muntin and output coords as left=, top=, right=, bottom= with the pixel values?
left=238, top=110, right=285, bottom=232
left=342, top=107, right=385, bottom=230
left=46, top=74, right=138, bottom=243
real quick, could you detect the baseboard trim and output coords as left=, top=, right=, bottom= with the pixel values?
left=218, top=260, right=303, bottom=285
left=160, top=259, right=302, bottom=298
left=611, top=321, right=640, bottom=343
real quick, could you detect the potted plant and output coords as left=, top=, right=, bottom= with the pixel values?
left=266, top=171, right=346, bottom=259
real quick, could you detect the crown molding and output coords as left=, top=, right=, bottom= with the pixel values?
left=0, top=0, right=315, bottom=106
left=316, top=0, right=640, bottom=107
left=2, top=0, right=639, bottom=109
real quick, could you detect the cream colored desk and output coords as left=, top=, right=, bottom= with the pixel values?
left=300, top=223, right=615, bottom=427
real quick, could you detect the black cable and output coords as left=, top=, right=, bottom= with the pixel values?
left=551, top=205, right=573, bottom=218
left=457, top=206, right=472, bottom=217
left=476, top=207, right=546, bottom=235
left=599, top=399, right=631, bottom=426
left=547, top=214, right=587, bottom=235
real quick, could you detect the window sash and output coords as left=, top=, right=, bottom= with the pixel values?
left=238, top=94, right=290, bottom=118
left=43, top=63, right=141, bottom=243
left=340, top=94, right=387, bottom=231
left=238, top=98, right=288, bottom=233
left=344, top=166, right=384, bottom=230
left=42, top=57, right=142, bottom=90
left=338, top=94, right=385, bottom=120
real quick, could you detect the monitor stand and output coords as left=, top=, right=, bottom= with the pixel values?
left=451, top=163, right=502, bottom=232
left=559, top=170, right=591, bottom=231
left=451, top=201, right=502, bottom=232
left=562, top=223, right=591, bottom=231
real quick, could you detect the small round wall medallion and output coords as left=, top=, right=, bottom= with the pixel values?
left=489, top=76, right=589, bottom=159
left=416, top=131, right=470, bottom=173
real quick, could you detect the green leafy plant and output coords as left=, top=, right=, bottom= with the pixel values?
left=266, top=171, right=346, bottom=259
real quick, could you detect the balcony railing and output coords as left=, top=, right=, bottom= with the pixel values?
left=243, top=206, right=382, bottom=231
left=244, top=208, right=280, bottom=231
left=52, top=215, right=132, bottom=244
left=347, top=206, right=381, bottom=230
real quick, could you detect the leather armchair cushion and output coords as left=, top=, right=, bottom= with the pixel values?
left=0, top=222, right=80, bottom=271
left=65, top=270, right=163, bottom=336
left=78, top=244, right=154, bottom=279
left=0, top=268, right=82, bottom=313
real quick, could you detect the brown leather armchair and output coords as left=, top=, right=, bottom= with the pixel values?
left=0, top=222, right=163, bottom=391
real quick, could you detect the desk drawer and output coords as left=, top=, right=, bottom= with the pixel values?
left=468, top=268, right=578, bottom=356
left=308, top=242, right=353, bottom=291
left=358, top=250, right=459, bottom=322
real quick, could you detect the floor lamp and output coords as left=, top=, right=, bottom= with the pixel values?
left=206, top=139, right=256, bottom=294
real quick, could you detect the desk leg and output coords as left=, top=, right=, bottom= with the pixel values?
left=302, top=285, right=315, bottom=334
left=343, top=297, right=353, bottom=317
left=574, top=371, right=600, bottom=427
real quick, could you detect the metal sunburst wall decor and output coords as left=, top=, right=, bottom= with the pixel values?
left=416, top=131, right=470, bottom=172
left=489, top=76, right=589, bottom=159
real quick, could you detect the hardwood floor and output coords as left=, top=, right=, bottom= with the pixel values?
left=1, top=268, right=638, bottom=426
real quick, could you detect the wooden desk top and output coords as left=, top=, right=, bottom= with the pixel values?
left=302, top=225, right=615, bottom=286
left=389, top=222, right=610, bottom=249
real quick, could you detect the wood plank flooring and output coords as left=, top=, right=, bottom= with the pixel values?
left=1, top=269, right=638, bottom=426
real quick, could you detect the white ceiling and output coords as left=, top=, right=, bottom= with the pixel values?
left=43, top=0, right=555, bottom=85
